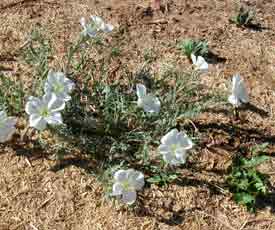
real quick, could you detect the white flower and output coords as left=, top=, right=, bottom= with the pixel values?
left=158, top=129, right=193, bottom=165
left=80, top=16, right=113, bottom=37
left=228, top=74, right=249, bottom=107
left=44, top=70, right=75, bottom=102
left=191, top=53, right=208, bottom=71
left=25, top=93, right=65, bottom=131
left=112, top=169, right=145, bottom=205
left=136, top=84, right=161, bottom=113
left=0, top=110, right=16, bottom=143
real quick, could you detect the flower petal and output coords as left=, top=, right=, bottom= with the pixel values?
left=162, top=152, right=175, bottom=165
left=196, top=56, right=208, bottom=71
left=0, top=128, right=15, bottom=143
left=114, top=169, right=128, bottom=182
left=91, top=15, right=104, bottom=28
left=45, top=112, right=63, bottom=125
left=0, top=111, right=7, bottom=120
left=0, top=114, right=16, bottom=143
left=6, top=117, right=17, bottom=127
left=44, top=93, right=65, bottom=112
left=112, top=182, right=124, bottom=196
left=175, top=148, right=188, bottom=164
left=177, top=132, right=193, bottom=150
left=122, top=190, right=137, bottom=205
left=102, top=23, right=114, bottom=33
left=127, top=170, right=144, bottom=191
left=228, top=94, right=241, bottom=107
left=80, top=17, right=86, bottom=27
left=136, top=84, right=147, bottom=98
left=191, top=53, right=197, bottom=65
left=29, top=114, right=47, bottom=131
left=25, top=96, right=42, bottom=115
left=141, top=95, right=160, bottom=113
left=160, top=129, right=178, bottom=145
left=158, top=144, right=170, bottom=154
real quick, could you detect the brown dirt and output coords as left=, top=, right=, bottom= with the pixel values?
left=1, top=0, right=275, bottom=229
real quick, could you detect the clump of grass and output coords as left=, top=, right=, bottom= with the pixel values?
left=177, top=39, right=208, bottom=59
left=227, top=143, right=270, bottom=212
left=230, top=6, right=256, bottom=27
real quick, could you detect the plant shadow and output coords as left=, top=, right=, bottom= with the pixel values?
left=255, top=185, right=275, bottom=213
left=206, top=51, right=227, bottom=64
left=241, top=102, right=269, bottom=117
left=244, top=23, right=270, bottom=32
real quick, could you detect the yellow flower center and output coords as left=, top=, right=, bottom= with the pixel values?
left=171, top=144, right=179, bottom=155
left=122, top=180, right=131, bottom=190
left=39, top=107, right=50, bottom=117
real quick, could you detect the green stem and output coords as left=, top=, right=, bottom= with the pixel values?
left=65, top=35, right=87, bottom=74
left=234, top=107, right=239, bottom=120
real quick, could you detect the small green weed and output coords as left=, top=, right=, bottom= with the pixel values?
left=146, top=165, right=179, bottom=186
left=230, top=6, right=256, bottom=27
left=227, top=143, right=270, bottom=212
left=177, top=39, right=208, bottom=59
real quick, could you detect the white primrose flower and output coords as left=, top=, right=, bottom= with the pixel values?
left=44, top=70, right=75, bottom=102
left=25, top=93, right=65, bottom=131
left=80, top=16, right=113, bottom=37
left=228, top=74, right=249, bottom=107
left=112, top=169, right=145, bottom=205
left=0, top=110, right=17, bottom=143
left=158, top=129, right=193, bottom=165
left=136, top=83, right=161, bottom=114
left=191, top=53, right=208, bottom=71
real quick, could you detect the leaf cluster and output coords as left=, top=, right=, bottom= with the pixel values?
left=227, top=152, right=269, bottom=212
left=230, top=6, right=256, bottom=27
left=177, top=39, right=208, bottom=59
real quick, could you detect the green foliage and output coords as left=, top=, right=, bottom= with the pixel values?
left=146, top=165, right=179, bottom=186
left=250, top=142, right=269, bottom=156
left=110, top=47, right=121, bottom=57
left=19, top=26, right=225, bottom=191
left=22, top=28, right=52, bottom=95
left=177, top=39, right=208, bottom=59
left=54, top=62, right=224, bottom=185
left=230, top=6, right=256, bottom=27
left=0, top=73, right=25, bottom=114
left=227, top=148, right=270, bottom=212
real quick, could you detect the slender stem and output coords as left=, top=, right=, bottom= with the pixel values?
left=234, top=107, right=240, bottom=120
left=65, top=35, right=87, bottom=74
left=20, top=125, right=31, bottom=142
